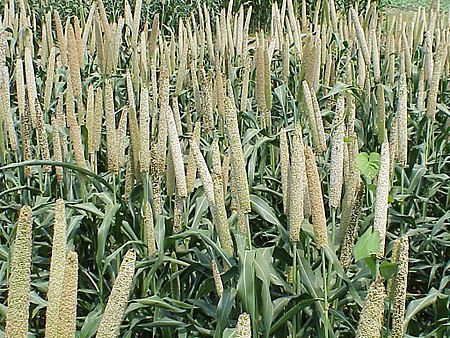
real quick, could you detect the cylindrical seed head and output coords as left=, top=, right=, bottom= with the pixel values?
left=289, top=123, right=305, bottom=242
left=392, top=236, right=409, bottom=338
left=96, top=249, right=136, bottom=338
left=45, top=199, right=68, bottom=337
left=305, top=146, right=328, bottom=249
left=373, top=138, right=390, bottom=258
left=57, top=251, right=78, bottom=338
left=211, top=259, right=224, bottom=297
left=236, top=312, right=252, bottom=338
left=329, top=96, right=345, bottom=209
left=5, top=205, right=33, bottom=338
left=355, top=280, right=386, bottom=338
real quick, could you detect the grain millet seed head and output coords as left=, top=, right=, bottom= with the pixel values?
left=96, top=249, right=136, bottom=338
left=5, top=205, right=33, bottom=338
left=355, top=279, right=386, bottom=338
left=236, top=312, right=252, bottom=338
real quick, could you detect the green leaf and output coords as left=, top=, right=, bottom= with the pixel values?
left=215, top=288, right=237, bottom=338
left=237, top=250, right=257, bottom=320
left=380, top=261, right=398, bottom=280
left=364, top=257, right=377, bottom=277
left=250, top=194, right=282, bottom=227
left=404, top=288, right=442, bottom=330
left=254, top=248, right=274, bottom=337
left=354, top=228, right=380, bottom=261
left=269, top=295, right=315, bottom=334
left=356, top=152, right=381, bottom=179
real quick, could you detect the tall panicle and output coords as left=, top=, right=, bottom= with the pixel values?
left=96, top=249, right=136, bottom=338
left=391, top=236, right=409, bottom=338
left=186, top=122, right=201, bottom=194
left=426, top=43, right=447, bottom=120
left=211, top=139, right=234, bottom=256
left=24, top=45, right=38, bottom=127
left=350, top=7, right=370, bottom=66
left=51, top=114, right=63, bottom=183
left=396, top=52, right=408, bottom=167
left=304, top=146, right=328, bottom=249
left=340, top=182, right=364, bottom=269
left=329, top=96, right=345, bottom=209
left=144, top=202, right=156, bottom=257
left=376, top=84, right=386, bottom=143
left=255, top=37, right=269, bottom=128
left=57, top=251, right=78, bottom=338
left=355, top=279, right=386, bottom=338
left=280, top=128, right=290, bottom=215
left=302, top=80, right=325, bottom=153
left=140, top=82, right=150, bottom=172
left=105, top=79, right=118, bottom=173
left=289, top=123, right=305, bottom=242
left=199, top=71, right=215, bottom=134
left=373, top=138, right=390, bottom=258
left=240, top=55, right=251, bottom=112
left=54, top=10, right=67, bottom=67
left=66, top=78, right=85, bottom=168
left=162, top=63, right=187, bottom=198
left=211, top=259, right=224, bottom=297
left=190, top=139, right=215, bottom=208
left=5, top=205, right=33, bottom=338
left=45, top=199, right=68, bottom=338
left=224, top=96, right=250, bottom=214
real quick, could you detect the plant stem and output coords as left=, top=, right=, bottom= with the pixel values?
left=293, top=242, right=298, bottom=336
left=322, top=249, right=330, bottom=338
